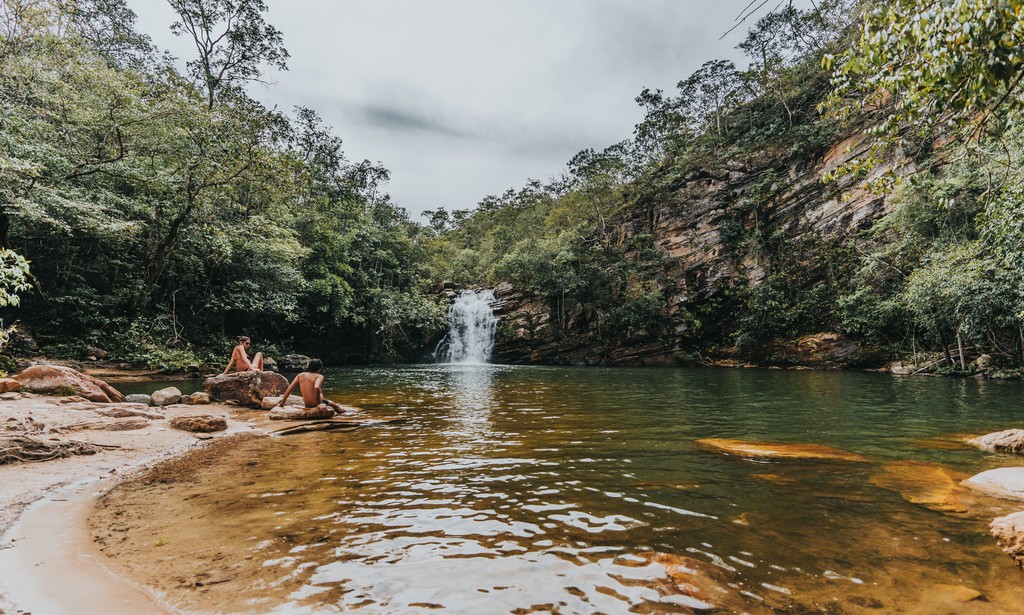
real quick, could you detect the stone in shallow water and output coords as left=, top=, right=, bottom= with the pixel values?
left=969, top=429, right=1024, bottom=454
left=869, top=461, right=974, bottom=513
left=932, top=584, right=984, bottom=603
left=269, top=406, right=335, bottom=420
left=991, top=511, right=1024, bottom=570
left=695, top=438, right=867, bottom=462
left=962, top=468, right=1024, bottom=501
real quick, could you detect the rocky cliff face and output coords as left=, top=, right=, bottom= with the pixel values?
left=492, top=132, right=900, bottom=367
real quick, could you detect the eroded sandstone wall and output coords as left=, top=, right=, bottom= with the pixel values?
left=491, top=131, right=900, bottom=367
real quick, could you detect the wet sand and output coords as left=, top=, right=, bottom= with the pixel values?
left=0, top=392, right=384, bottom=615
left=0, top=394, right=263, bottom=614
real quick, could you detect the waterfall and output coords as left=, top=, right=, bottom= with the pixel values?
left=437, top=290, right=497, bottom=364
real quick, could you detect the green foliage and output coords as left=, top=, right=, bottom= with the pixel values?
left=735, top=234, right=855, bottom=349
left=0, top=0, right=443, bottom=364
left=822, top=0, right=1024, bottom=189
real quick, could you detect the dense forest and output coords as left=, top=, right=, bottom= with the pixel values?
left=2, top=0, right=1024, bottom=374
left=0, top=0, right=445, bottom=369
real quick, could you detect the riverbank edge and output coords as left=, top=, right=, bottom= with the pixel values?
left=0, top=395, right=272, bottom=614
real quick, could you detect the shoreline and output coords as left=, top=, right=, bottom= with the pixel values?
left=0, top=394, right=269, bottom=614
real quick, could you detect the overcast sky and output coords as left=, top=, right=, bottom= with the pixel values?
left=127, top=1, right=798, bottom=219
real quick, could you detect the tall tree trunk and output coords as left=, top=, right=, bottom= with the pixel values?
left=938, top=330, right=953, bottom=366
left=956, top=332, right=967, bottom=370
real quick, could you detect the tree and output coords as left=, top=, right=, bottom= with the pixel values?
left=676, top=60, right=743, bottom=139
left=821, top=0, right=1024, bottom=189
left=168, top=0, right=288, bottom=109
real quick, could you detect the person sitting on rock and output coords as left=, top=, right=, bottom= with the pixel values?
left=222, top=336, right=265, bottom=374
left=276, top=359, right=346, bottom=414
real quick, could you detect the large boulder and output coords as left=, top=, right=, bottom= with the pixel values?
left=970, top=429, right=1024, bottom=454
left=125, top=393, right=152, bottom=406
left=13, top=364, right=125, bottom=403
left=279, top=354, right=312, bottom=371
left=962, top=468, right=1024, bottom=501
left=151, top=386, right=182, bottom=406
left=991, top=511, right=1024, bottom=570
left=204, top=371, right=287, bottom=408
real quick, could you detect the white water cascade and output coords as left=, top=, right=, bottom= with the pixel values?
left=436, top=290, right=497, bottom=364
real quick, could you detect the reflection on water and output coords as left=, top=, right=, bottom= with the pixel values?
left=97, top=366, right=1024, bottom=613
left=445, top=365, right=496, bottom=449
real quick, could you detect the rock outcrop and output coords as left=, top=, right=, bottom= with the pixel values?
left=13, top=364, right=125, bottom=403
left=203, top=371, right=287, bottom=408
left=969, top=429, right=1024, bottom=454
left=169, top=414, right=227, bottom=433
left=488, top=134, right=896, bottom=366
left=991, top=511, right=1024, bottom=570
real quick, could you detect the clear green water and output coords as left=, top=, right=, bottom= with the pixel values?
left=112, top=366, right=1024, bottom=613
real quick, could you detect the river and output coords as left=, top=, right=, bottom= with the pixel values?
left=105, top=365, right=1024, bottom=613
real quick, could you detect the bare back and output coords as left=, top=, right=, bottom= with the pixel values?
left=295, top=372, right=325, bottom=407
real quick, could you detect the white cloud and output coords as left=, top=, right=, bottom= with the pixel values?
left=127, top=0, right=802, bottom=217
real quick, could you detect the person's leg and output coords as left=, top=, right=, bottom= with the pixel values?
left=250, top=352, right=264, bottom=371
left=324, top=398, right=346, bottom=414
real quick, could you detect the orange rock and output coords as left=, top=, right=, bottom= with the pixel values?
left=695, top=438, right=867, bottom=462
left=14, top=364, right=125, bottom=403
left=869, top=461, right=973, bottom=513
left=933, top=584, right=983, bottom=603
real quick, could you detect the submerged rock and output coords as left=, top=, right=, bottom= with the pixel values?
left=633, top=551, right=751, bottom=612
left=991, top=511, right=1024, bottom=570
left=169, top=414, right=227, bottom=433
left=869, top=461, right=974, bottom=513
left=151, top=386, right=182, bottom=406
left=695, top=438, right=867, bottom=462
left=962, top=468, right=1024, bottom=501
left=969, top=429, right=1024, bottom=454
left=13, top=364, right=125, bottom=403
left=932, top=584, right=984, bottom=603
left=204, top=371, right=287, bottom=408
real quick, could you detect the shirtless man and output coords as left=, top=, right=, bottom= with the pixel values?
left=221, top=336, right=265, bottom=374
left=276, top=359, right=346, bottom=414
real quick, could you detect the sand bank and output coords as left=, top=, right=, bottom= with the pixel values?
left=0, top=394, right=269, bottom=614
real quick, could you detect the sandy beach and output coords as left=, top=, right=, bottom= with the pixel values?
left=0, top=387, right=374, bottom=615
